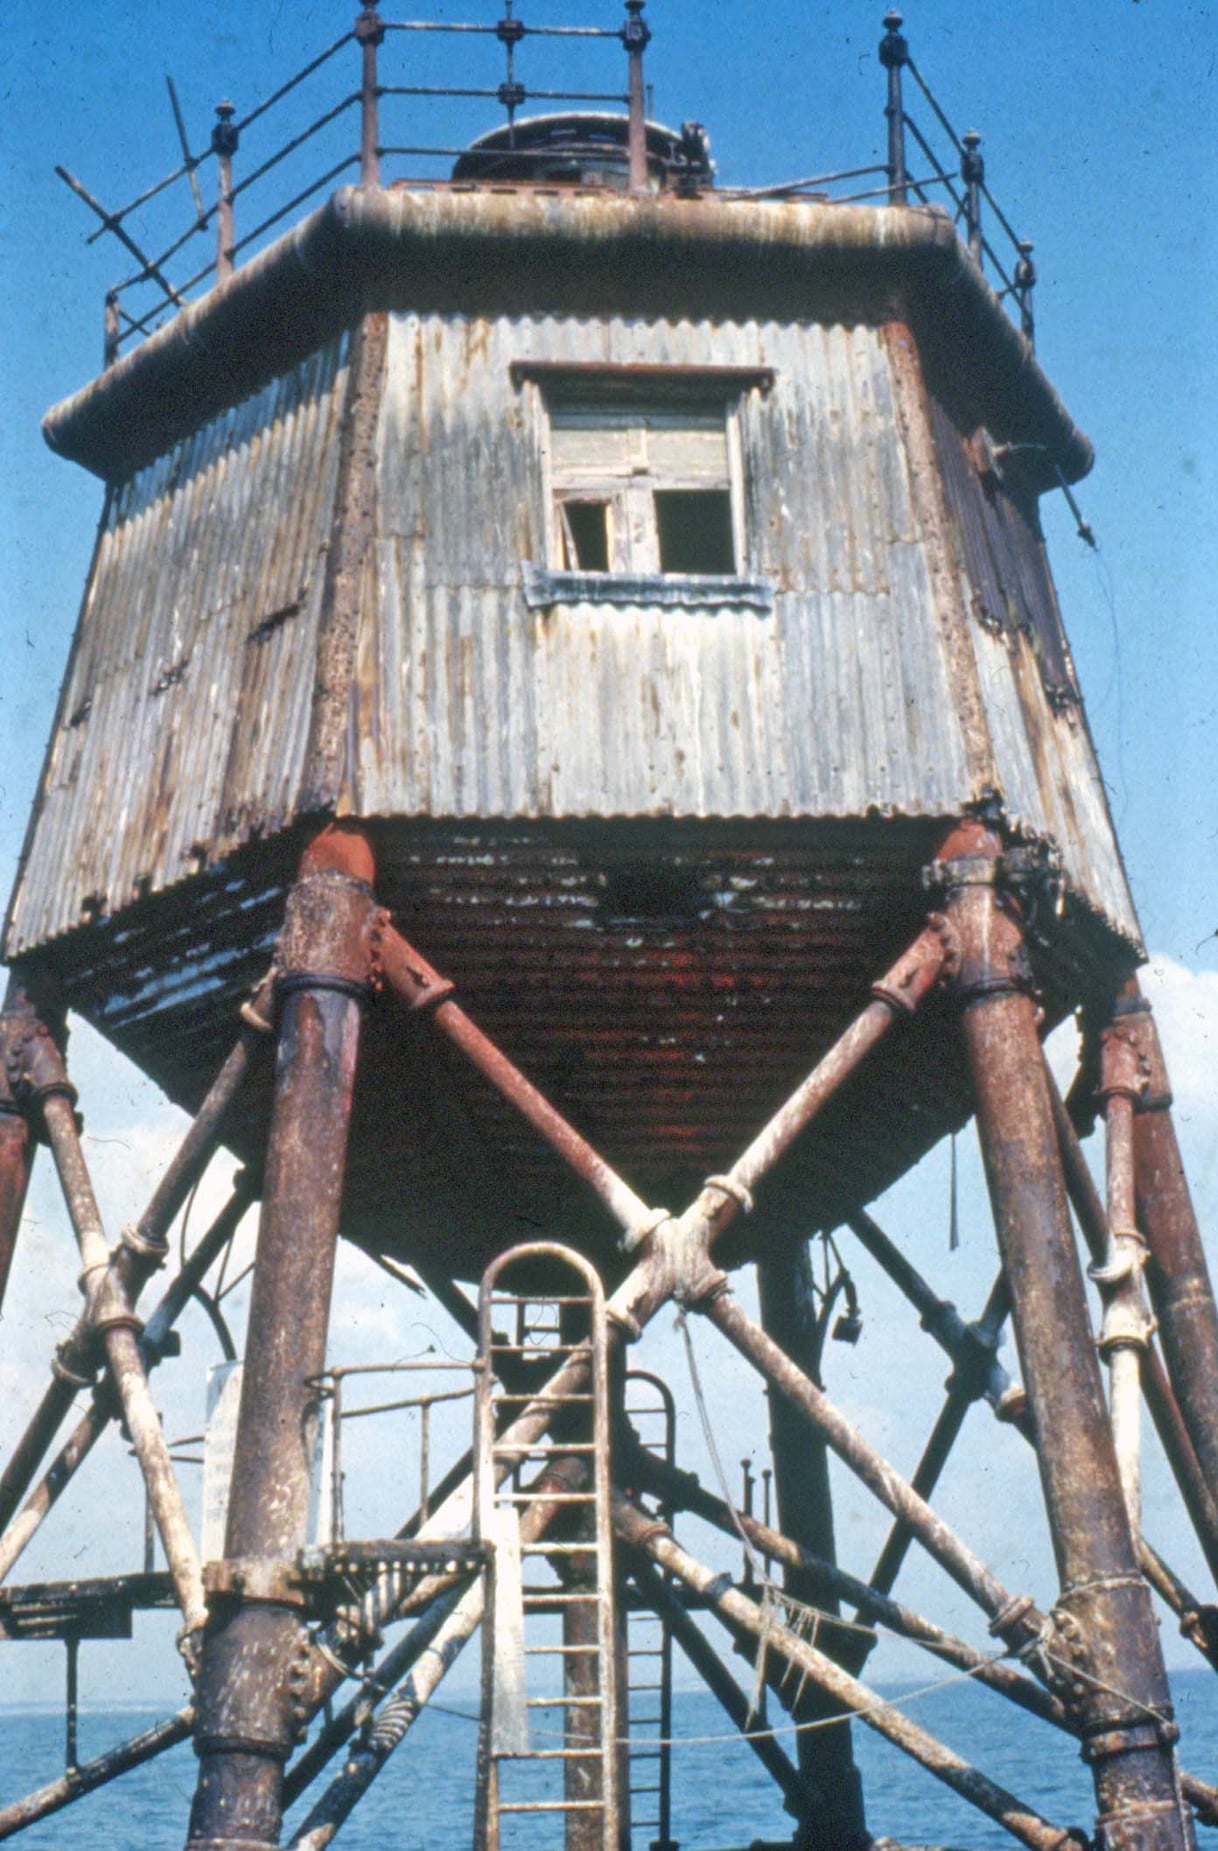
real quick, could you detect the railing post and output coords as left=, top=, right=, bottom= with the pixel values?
left=879, top=11, right=908, bottom=204
left=1015, top=238, right=1037, bottom=343
left=497, top=2, right=526, bottom=146
left=211, top=101, right=238, bottom=285
left=622, top=0, right=650, bottom=193
left=103, top=291, right=120, bottom=369
left=961, top=128, right=984, bottom=265
left=356, top=3, right=385, bottom=187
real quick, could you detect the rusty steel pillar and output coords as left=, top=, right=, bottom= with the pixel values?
left=0, top=974, right=59, bottom=1314
left=186, top=826, right=380, bottom=1851
left=756, top=1241, right=867, bottom=1851
left=942, top=821, right=1193, bottom=1851
left=1113, top=983, right=1218, bottom=1500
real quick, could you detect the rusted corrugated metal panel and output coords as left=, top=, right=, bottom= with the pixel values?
left=352, top=311, right=976, bottom=826
left=44, top=816, right=1129, bottom=1281
left=6, top=338, right=351, bottom=957
left=925, top=391, right=1140, bottom=947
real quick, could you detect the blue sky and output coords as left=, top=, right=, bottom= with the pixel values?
left=0, top=0, right=1215, bottom=1768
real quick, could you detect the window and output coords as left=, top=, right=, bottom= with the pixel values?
left=550, top=402, right=739, bottom=576
left=514, top=363, right=775, bottom=612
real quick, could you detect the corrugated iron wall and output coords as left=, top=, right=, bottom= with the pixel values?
left=6, top=338, right=351, bottom=957
left=924, top=391, right=1139, bottom=944
left=7, top=303, right=1139, bottom=961
left=351, top=312, right=977, bottom=826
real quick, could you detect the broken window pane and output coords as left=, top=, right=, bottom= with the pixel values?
left=559, top=499, right=611, bottom=571
left=654, top=489, right=735, bottom=574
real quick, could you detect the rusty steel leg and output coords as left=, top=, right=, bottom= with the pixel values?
left=1117, top=984, right=1218, bottom=1501
left=1050, top=1071, right=1218, bottom=1588
left=942, top=821, right=1192, bottom=1851
left=0, top=1183, right=254, bottom=1585
left=0, top=990, right=269, bottom=1539
left=756, top=1241, right=867, bottom=1851
left=4, top=1005, right=209, bottom=1644
left=187, top=828, right=379, bottom=1851
left=0, top=975, right=51, bottom=1314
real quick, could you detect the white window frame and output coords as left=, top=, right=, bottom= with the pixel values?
left=515, top=362, right=776, bottom=612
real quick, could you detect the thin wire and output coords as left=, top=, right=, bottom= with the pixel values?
left=675, top=1305, right=1171, bottom=1759
left=674, top=1310, right=882, bottom=1646
left=417, top=1659, right=1003, bottom=1749
left=1089, top=543, right=1128, bottom=829
left=1038, top=1648, right=1170, bottom=1725
left=177, top=1174, right=203, bottom=1270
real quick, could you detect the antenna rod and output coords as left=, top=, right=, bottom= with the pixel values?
left=165, top=76, right=206, bottom=222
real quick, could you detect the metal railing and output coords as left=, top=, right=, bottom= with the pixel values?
left=57, top=2, right=653, bottom=367
left=878, top=9, right=1037, bottom=341
left=310, top=1357, right=478, bottom=1543
left=58, top=4, right=1038, bottom=370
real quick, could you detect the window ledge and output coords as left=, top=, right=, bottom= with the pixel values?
left=522, top=562, right=775, bottom=613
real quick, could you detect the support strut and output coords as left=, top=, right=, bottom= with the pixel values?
left=756, top=1241, right=867, bottom=1851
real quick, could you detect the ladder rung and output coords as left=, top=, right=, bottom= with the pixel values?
left=526, top=1643, right=601, bottom=1657
left=493, top=1392, right=595, bottom=1405
left=493, top=1442, right=598, bottom=1456
left=496, top=1488, right=596, bottom=1503
left=497, top=1801, right=604, bottom=1814
left=490, top=1294, right=594, bottom=1306
left=491, top=1343, right=581, bottom=1356
left=527, top=1695, right=603, bottom=1708
left=497, top=1747, right=603, bottom=1762
left=521, top=1538, right=602, bottom=1552
left=522, top=1589, right=599, bottom=1604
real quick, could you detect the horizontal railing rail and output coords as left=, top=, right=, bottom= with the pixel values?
left=56, top=4, right=1038, bottom=369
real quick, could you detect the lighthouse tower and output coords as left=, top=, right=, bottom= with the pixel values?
left=0, top=12, right=1214, bottom=1851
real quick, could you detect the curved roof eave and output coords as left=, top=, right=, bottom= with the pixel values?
left=43, top=186, right=1093, bottom=485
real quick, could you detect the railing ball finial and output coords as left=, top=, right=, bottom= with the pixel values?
left=211, top=100, right=238, bottom=158
left=1016, top=238, right=1037, bottom=344
left=880, top=11, right=907, bottom=63
left=354, top=1, right=385, bottom=45
left=623, top=0, right=651, bottom=45
left=961, top=130, right=985, bottom=265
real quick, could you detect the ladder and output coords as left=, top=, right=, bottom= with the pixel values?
left=623, top=1370, right=677, bottom=1851
left=474, top=1242, right=621, bottom=1851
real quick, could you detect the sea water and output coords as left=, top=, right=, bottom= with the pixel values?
left=2, top=1671, right=1214, bottom=1849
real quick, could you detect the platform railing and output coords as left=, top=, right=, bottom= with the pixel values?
left=56, top=4, right=1036, bottom=369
